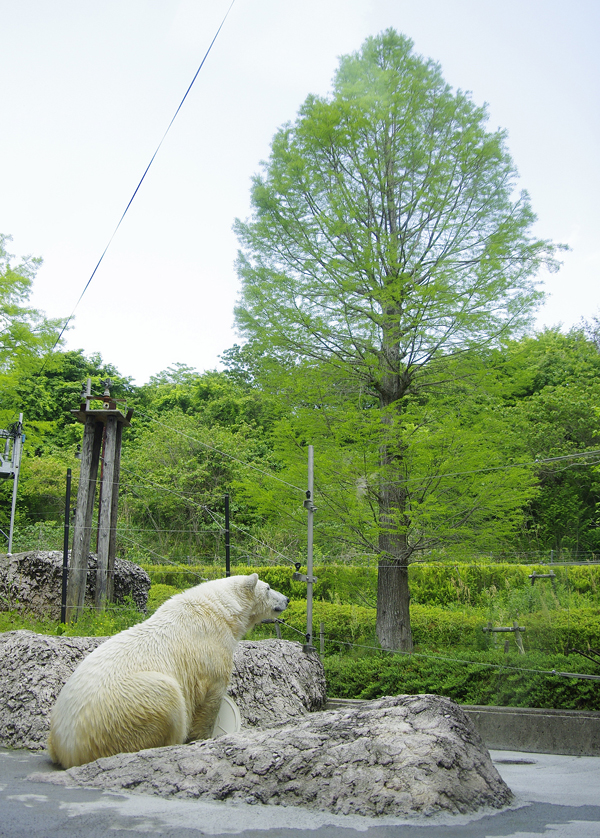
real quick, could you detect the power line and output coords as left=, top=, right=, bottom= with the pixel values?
left=40, top=0, right=237, bottom=366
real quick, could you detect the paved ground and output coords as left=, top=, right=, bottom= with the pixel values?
left=1, top=746, right=599, bottom=837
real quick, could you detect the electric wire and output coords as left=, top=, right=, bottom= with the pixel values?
left=38, top=0, right=237, bottom=370
left=272, top=624, right=600, bottom=682
left=377, top=448, right=600, bottom=489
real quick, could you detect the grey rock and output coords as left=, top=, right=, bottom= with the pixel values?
left=0, top=631, right=326, bottom=750
left=0, top=550, right=151, bottom=617
left=229, top=639, right=326, bottom=728
left=0, top=631, right=106, bottom=750
left=40, top=694, right=512, bottom=817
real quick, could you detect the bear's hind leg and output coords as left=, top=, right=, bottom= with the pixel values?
left=188, top=683, right=228, bottom=742
left=112, top=671, right=189, bottom=751
left=64, top=672, right=189, bottom=767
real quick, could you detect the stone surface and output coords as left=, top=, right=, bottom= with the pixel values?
left=0, top=631, right=106, bottom=751
left=0, top=550, right=151, bottom=617
left=0, top=632, right=326, bottom=750
left=39, top=694, right=512, bottom=817
left=228, top=639, right=326, bottom=728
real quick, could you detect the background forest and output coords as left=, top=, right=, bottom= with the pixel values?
left=3, top=323, right=600, bottom=568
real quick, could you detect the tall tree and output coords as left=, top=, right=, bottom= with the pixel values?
left=234, top=31, right=562, bottom=650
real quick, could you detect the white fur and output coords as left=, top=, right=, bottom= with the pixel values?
left=47, top=574, right=288, bottom=768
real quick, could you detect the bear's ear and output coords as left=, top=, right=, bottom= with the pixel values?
left=242, top=573, right=259, bottom=590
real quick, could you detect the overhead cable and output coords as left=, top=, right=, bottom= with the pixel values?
left=42, top=0, right=237, bottom=362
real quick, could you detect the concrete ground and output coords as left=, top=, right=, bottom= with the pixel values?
left=1, top=746, right=599, bottom=837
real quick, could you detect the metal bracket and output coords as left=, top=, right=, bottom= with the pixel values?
left=293, top=572, right=318, bottom=584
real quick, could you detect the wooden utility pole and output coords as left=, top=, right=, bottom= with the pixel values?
left=65, top=379, right=132, bottom=622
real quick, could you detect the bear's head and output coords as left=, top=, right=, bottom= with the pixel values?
left=238, top=573, right=289, bottom=627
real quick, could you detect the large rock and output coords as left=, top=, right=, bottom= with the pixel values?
left=228, top=638, right=326, bottom=728
left=0, top=632, right=105, bottom=750
left=0, top=631, right=326, bottom=750
left=0, top=551, right=150, bottom=617
left=38, top=694, right=512, bottom=817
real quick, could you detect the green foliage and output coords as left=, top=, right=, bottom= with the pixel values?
left=58, top=599, right=144, bottom=636
left=141, top=564, right=212, bottom=587
left=0, top=598, right=144, bottom=637
left=0, top=233, right=63, bottom=375
left=492, top=328, right=600, bottom=552
left=6, top=519, right=65, bottom=553
left=276, top=596, right=600, bottom=657
left=323, top=651, right=600, bottom=710
left=0, top=348, right=133, bottom=536
left=140, top=562, right=600, bottom=613
left=136, top=368, right=280, bottom=433
left=0, top=610, right=59, bottom=635
left=119, top=407, right=277, bottom=562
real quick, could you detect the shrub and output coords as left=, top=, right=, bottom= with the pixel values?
left=323, top=650, right=600, bottom=710
left=276, top=599, right=600, bottom=657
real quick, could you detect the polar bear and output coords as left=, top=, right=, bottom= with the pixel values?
left=47, top=573, right=289, bottom=769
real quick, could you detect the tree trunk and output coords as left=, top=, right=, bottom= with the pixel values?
left=375, top=310, right=414, bottom=652
left=376, top=559, right=412, bottom=652
left=376, top=477, right=414, bottom=651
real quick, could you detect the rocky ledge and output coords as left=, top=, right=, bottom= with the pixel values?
left=37, top=693, right=512, bottom=817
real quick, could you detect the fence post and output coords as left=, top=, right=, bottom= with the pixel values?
left=60, top=468, right=72, bottom=623
left=7, top=413, right=24, bottom=554
left=293, top=445, right=318, bottom=653
left=225, top=493, right=231, bottom=577
left=513, top=620, right=525, bottom=654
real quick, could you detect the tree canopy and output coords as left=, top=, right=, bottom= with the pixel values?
left=234, top=30, right=564, bottom=650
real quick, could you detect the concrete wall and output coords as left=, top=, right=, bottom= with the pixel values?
left=462, top=704, right=600, bottom=757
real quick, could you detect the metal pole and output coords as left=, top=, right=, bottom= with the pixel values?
left=225, top=493, right=231, bottom=577
left=305, top=445, right=315, bottom=649
left=60, top=468, right=72, bottom=623
left=7, top=414, right=23, bottom=554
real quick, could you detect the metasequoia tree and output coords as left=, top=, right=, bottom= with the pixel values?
left=234, top=31, right=561, bottom=651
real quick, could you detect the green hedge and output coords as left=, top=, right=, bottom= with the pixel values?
left=270, top=599, right=600, bottom=657
left=323, top=650, right=600, bottom=711
left=140, top=562, right=600, bottom=609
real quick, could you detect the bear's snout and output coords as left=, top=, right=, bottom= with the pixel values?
left=273, top=596, right=290, bottom=613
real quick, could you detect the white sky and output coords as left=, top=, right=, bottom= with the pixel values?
left=2, top=0, right=599, bottom=384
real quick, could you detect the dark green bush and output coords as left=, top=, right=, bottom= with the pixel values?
left=323, top=650, right=600, bottom=710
